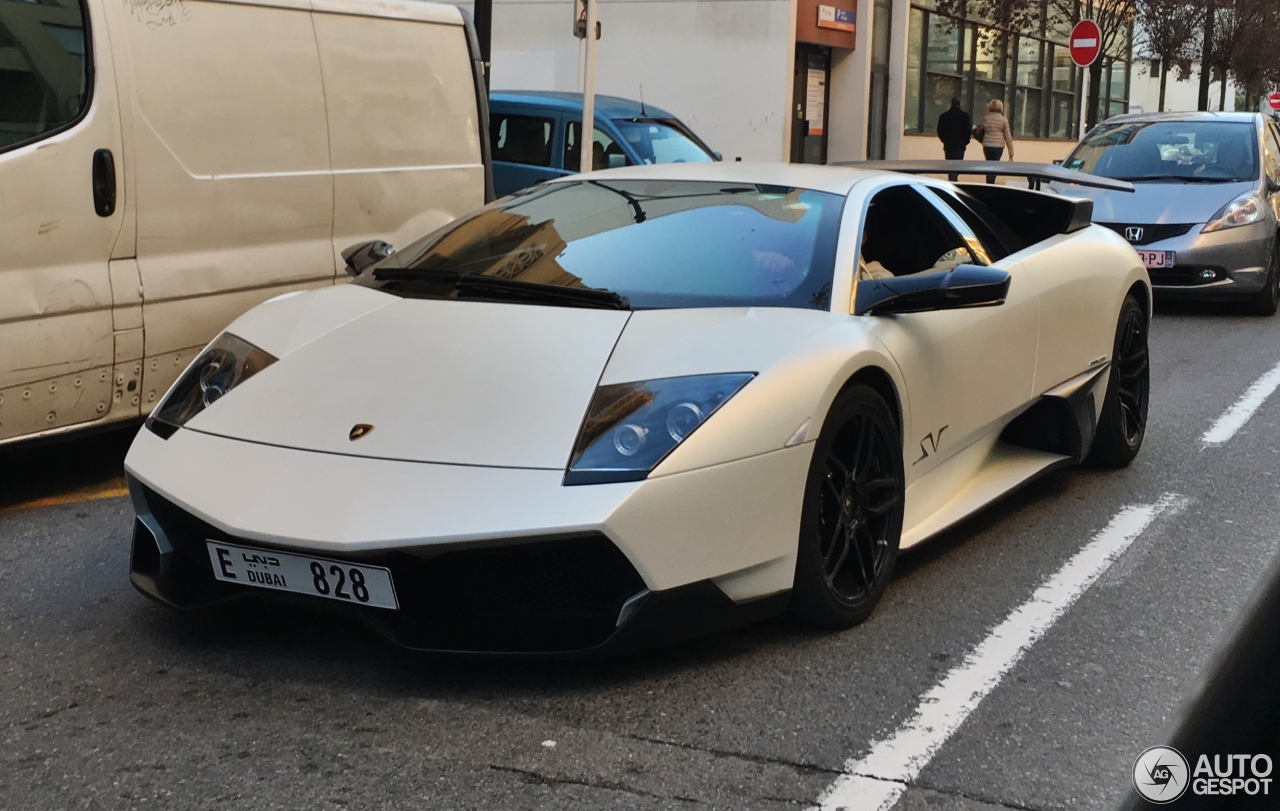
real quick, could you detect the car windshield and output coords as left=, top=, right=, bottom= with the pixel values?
left=612, top=119, right=716, bottom=164
left=1063, top=121, right=1258, bottom=183
left=358, top=179, right=844, bottom=311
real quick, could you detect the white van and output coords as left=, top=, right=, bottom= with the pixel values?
left=0, top=0, right=492, bottom=446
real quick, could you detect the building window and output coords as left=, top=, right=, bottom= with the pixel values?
left=1108, top=59, right=1129, bottom=120
left=1048, top=43, right=1077, bottom=139
left=904, top=3, right=1127, bottom=141
left=1012, top=36, right=1043, bottom=138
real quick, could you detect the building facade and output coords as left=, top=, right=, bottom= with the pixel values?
left=463, top=0, right=1132, bottom=165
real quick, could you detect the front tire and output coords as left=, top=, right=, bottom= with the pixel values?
left=790, top=384, right=904, bottom=629
left=1245, top=241, right=1279, bottom=317
left=1088, top=294, right=1149, bottom=468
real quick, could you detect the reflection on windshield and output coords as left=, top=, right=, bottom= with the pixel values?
left=360, top=180, right=844, bottom=311
left=1064, top=121, right=1258, bottom=183
left=612, top=119, right=715, bottom=165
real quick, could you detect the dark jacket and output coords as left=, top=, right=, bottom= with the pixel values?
left=937, top=106, right=972, bottom=151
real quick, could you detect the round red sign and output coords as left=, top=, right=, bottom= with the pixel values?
left=1269, top=92, right=1280, bottom=111
left=1069, top=19, right=1102, bottom=67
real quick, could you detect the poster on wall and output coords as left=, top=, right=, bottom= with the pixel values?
left=806, top=54, right=827, bottom=136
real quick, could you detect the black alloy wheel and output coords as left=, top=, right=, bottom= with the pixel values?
left=1088, top=294, right=1150, bottom=468
left=1245, top=240, right=1280, bottom=316
left=790, top=383, right=904, bottom=629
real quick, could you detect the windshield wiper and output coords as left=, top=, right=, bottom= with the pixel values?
left=1115, top=174, right=1233, bottom=183
left=372, top=266, right=629, bottom=309
left=453, top=276, right=630, bottom=310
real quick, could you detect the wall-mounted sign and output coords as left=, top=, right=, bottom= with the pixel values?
left=817, top=5, right=855, bottom=33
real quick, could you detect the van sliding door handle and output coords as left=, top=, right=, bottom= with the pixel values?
left=92, top=148, right=116, bottom=217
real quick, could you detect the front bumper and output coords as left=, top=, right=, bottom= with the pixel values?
left=1112, top=222, right=1274, bottom=299
left=124, top=427, right=809, bottom=654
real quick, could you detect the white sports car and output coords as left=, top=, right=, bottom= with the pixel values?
left=124, top=162, right=1150, bottom=654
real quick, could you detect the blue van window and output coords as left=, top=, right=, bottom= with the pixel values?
left=491, top=114, right=554, bottom=168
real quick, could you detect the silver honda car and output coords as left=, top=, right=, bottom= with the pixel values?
left=1055, top=112, right=1280, bottom=315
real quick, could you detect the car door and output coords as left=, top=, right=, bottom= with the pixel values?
left=0, top=0, right=125, bottom=442
left=854, top=182, right=1039, bottom=515
left=489, top=107, right=559, bottom=197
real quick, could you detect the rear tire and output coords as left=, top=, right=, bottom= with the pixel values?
left=1245, top=242, right=1280, bottom=317
left=789, top=384, right=904, bottom=629
left=1088, top=295, right=1149, bottom=468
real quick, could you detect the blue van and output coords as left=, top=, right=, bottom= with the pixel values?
left=488, top=91, right=719, bottom=197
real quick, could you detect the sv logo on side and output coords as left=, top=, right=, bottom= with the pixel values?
left=914, top=425, right=948, bottom=465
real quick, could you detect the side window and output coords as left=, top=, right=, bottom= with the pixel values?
left=565, top=121, right=628, bottom=171
left=490, top=114, right=553, bottom=167
left=0, top=0, right=91, bottom=150
left=859, top=185, right=976, bottom=281
left=923, top=185, right=1010, bottom=262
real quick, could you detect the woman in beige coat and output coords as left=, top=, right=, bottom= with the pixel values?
left=978, top=99, right=1014, bottom=183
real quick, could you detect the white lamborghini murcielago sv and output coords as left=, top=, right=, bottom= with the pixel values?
left=125, top=162, right=1151, bottom=654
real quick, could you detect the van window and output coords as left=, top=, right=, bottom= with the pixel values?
left=491, top=114, right=554, bottom=167
left=0, top=0, right=90, bottom=150
left=564, top=121, right=627, bottom=171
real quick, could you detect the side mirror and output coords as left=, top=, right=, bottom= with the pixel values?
left=341, top=240, right=393, bottom=276
left=856, top=264, right=1011, bottom=316
left=1051, top=159, right=1064, bottom=166
left=607, top=153, right=628, bottom=169
left=712, top=151, right=723, bottom=162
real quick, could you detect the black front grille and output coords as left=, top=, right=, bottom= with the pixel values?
left=134, top=485, right=646, bottom=653
left=1097, top=222, right=1195, bottom=246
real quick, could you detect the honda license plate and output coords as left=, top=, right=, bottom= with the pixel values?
left=1138, top=250, right=1175, bottom=269
left=206, top=541, right=398, bottom=610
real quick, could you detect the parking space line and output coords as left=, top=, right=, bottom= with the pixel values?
left=1202, top=359, right=1280, bottom=446
left=812, top=493, right=1187, bottom=811
left=0, top=479, right=129, bottom=514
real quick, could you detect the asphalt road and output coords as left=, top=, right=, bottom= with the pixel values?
left=2, top=301, right=1279, bottom=811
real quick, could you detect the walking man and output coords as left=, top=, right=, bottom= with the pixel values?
left=937, top=97, right=970, bottom=181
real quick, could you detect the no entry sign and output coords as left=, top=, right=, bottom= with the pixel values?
left=1269, top=92, right=1280, bottom=111
left=1069, top=19, right=1102, bottom=67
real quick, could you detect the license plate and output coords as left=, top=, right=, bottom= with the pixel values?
left=206, top=541, right=398, bottom=610
left=1138, top=250, right=1175, bottom=269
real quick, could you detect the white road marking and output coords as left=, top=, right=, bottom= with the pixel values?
left=813, top=493, right=1187, bottom=811
left=1202, top=359, right=1280, bottom=446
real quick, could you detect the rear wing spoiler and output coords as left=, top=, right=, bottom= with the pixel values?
left=835, top=160, right=1135, bottom=193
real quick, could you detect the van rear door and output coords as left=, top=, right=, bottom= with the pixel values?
left=311, top=0, right=487, bottom=270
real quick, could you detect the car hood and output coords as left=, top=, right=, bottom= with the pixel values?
left=183, top=287, right=843, bottom=470
left=1056, top=179, right=1257, bottom=224
left=186, top=292, right=631, bottom=469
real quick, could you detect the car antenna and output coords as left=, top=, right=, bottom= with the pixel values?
left=639, top=84, right=647, bottom=117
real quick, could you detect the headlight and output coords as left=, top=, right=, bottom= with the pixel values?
left=1202, top=193, right=1264, bottom=233
left=564, top=373, right=755, bottom=485
left=146, top=333, right=276, bottom=438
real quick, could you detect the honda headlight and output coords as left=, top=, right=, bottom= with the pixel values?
left=146, top=333, right=276, bottom=438
left=1202, top=193, right=1264, bottom=233
left=564, top=373, right=755, bottom=485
